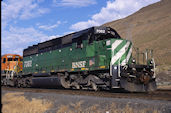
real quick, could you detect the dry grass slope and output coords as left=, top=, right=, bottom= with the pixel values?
left=2, top=92, right=52, bottom=113
left=56, top=101, right=160, bottom=113
left=2, top=92, right=164, bottom=113
left=103, top=0, right=171, bottom=68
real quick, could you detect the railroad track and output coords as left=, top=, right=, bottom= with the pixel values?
left=2, top=86, right=171, bottom=101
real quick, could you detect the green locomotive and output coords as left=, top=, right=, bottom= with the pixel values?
left=19, top=26, right=156, bottom=92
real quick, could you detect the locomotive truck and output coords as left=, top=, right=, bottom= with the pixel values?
left=1, top=26, right=157, bottom=92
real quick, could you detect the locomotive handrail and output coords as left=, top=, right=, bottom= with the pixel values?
left=152, top=58, right=156, bottom=78
left=110, top=62, right=112, bottom=76
left=118, top=57, right=121, bottom=78
left=132, top=46, right=154, bottom=66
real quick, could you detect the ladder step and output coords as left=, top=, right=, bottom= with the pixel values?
left=115, top=79, right=120, bottom=81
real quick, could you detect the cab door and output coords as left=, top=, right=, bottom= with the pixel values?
left=1, top=57, right=6, bottom=71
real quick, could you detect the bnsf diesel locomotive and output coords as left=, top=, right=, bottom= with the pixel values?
left=1, top=54, right=23, bottom=85
left=1, top=26, right=157, bottom=92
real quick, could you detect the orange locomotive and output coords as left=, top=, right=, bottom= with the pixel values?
left=1, top=54, right=23, bottom=85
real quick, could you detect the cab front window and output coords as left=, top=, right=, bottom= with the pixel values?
left=14, top=58, right=18, bottom=61
left=8, top=58, right=13, bottom=61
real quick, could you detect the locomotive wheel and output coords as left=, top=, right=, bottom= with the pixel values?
left=71, top=82, right=80, bottom=90
left=17, top=82, right=21, bottom=88
left=16, top=78, right=23, bottom=88
left=60, top=75, right=70, bottom=88
left=1, top=78, right=5, bottom=85
left=25, top=79, right=31, bottom=87
left=91, top=81, right=98, bottom=91
left=3, top=78, right=7, bottom=86
left=75, top=85, right=80, bottom=89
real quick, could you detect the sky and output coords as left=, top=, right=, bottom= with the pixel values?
left=1, top=0, right=160, bottom=55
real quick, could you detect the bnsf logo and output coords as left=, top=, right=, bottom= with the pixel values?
left=24, top=60, right=32, bottom=67
left=72, top=61, right=86, bottom=68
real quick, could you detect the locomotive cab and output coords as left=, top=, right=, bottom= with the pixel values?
left=1, top=54, right=23, bottom=72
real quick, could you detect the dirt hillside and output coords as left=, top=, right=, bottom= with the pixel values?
left=103, top=0, right=171, bottom=67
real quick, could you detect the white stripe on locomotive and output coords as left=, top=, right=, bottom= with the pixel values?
left=111, top=41, right=130, bottom=65
left=121, top=44, right=132, bottom=65
left=111, top=40, right=123, bottom=56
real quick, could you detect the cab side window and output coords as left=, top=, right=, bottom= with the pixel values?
left=88, top=33, right=94, bottom=44
left=3, top=58, right=6, bottom=63
left=72, top=37, right=83, bottom=49
left=76, top=39, right=83, bottom=48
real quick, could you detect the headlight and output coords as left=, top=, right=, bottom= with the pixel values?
left=150, top=60, right=153, bottom=64
left=132, top=59, right=136, bottom=63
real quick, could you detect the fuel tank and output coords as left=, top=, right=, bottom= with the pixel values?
left=31, top=77, right=62, bottom=88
